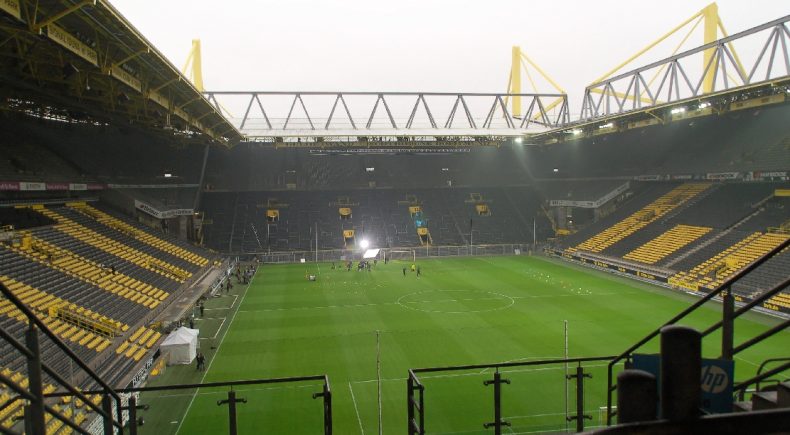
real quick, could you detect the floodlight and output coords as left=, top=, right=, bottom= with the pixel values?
left=359, top=239, right=370, bottom=249
left=164, top=173, right=172, bottom=178
left=670, top=107, right=686, bottom=114
left=514, top=137, right=523, bottom=144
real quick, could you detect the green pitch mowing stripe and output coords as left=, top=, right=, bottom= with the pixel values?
left=164, top=256, right=788, bottom=434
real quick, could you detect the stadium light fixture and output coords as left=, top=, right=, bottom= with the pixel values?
left=553, top=168, right=559, bottom=173
left=571, top=129, right=582, bottom=135
left=164, top=173, right=173, bottom=178
left=698, top=102, right=711, bottom=109
left=670, top=107, right=686, bottom=114
left=598, top=123, right=613, bottom=129
left=514, top=137, right=523, bottom=144
left=359, top=239, right=370, bottom=249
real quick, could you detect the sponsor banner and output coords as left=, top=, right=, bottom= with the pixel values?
left=632, top=354, right=734, bottom=414
left=555, top=250, right=668, bottom=283
left=549, top=199, right=596, bottom=208
left=19, top=182, right=46, bottom=191
left=706, top=172, right=739, bottom=180
left=0, top=181, right=20, bottom=191
left=671, top=174, right=694, bottom=180
left=548, top=183, right=629, bottom=209
left=110, top=64, right=142, bottom=93
left=754, top=171, right=788, bottom=181
left=107, top=183, right=200, bottom=189
left=46, top=24, right=98, bottom=66
left=635, top=175, right=664, bottom=181
left=0, top=0, right=21, bottom=21
left=0, top=181, right=102, bottom=191
left=45, top=183, right=69, bottom=191
left=134, top=200, right=194, bottom=220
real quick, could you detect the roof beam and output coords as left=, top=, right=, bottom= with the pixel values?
left=32, top=0, right=96, bottom=32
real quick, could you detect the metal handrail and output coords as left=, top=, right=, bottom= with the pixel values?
left=407, top=356, right=615, bottom=435
left=43, top=373, right=333, bottom=435
left=702, top=276, right=790, bottom=337
left=45, top=374, right=330, bottom=396
left=0, top=281, right=125, bottom=432
left=734, top=360, right=790, bottom=395
left=411, top=355, right=616, bottom=374
left=605, top=237, right=790, bottom=424
left=734, top=357, right=790, bottom=399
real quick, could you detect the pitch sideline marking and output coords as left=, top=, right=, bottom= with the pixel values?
left=175, top=272, right=256, bottom=434
left=348, top=382, right=365, bottom=435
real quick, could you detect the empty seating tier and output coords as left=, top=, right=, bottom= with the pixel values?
left=669, top=232, right=790, bottom=291
left=10, top=234, right=167, bottom=309
left=623, top=225, right=712, bottom=265
left=69, top=203, right=208, bottom=267
left=572, top=183, right=712, bottom=253
left=32, top=207, right=191, bottom=283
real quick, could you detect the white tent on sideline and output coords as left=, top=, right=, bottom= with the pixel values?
left=160, top=327, right=199, bottom=365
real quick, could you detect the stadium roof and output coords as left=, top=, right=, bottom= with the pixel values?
left=0, top=0, right=243, bottom=145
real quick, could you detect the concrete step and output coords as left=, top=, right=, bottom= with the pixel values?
left=778, top=381, right=790, bottom=408
left=732, top=401, right=752, bottom=412
left=752, top=391, right=778, bottom=411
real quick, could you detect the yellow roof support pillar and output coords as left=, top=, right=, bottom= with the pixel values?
left=702, top=3, right=719, bottom=93
left=510, top=46, right=522, bottom=117
left=182, top=39, right=204, bottom=92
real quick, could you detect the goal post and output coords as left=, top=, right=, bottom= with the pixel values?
left=388, top=249, right=416, bottom=263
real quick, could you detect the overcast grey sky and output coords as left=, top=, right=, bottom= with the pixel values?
left=111, top=0, right=788, bottom=117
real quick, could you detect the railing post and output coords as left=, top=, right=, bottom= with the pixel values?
left=721, top=289, right=735, bottom=360
left=566, top=365, right=593, bottom=432
left=660, top=326, right=701, bottom=421
left=25, top=324, right=46, bottom=435
left=218, top=389, right=246, bottom=435
left=128, top=395, right=138, bottom=435
left=616, top=369, right=657, bottom=424
left=313, top=378, right=333, bottom=435
left=102, top=391, right=115, bottom=435
left=407, top=376, right=415, bottom=435
left=407, top=372, right=425, bottom=435
left=483, top=369, right=511, bottom=434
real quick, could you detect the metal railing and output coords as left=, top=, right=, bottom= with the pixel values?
left=407, top=356, right=615, bottom=435
left=604, top=237, right=790, bottom=425
left=0, top=281, right=126, bottom=435
left=45, top=375, right=333, bottom=435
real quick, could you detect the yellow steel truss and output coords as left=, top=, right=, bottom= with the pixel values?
left=506, top=46, right=565, bottom=119
left=591, top=2, right=746, bottom=100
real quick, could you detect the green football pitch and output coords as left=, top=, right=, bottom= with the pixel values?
left=139, top=255, right=789, bottom=434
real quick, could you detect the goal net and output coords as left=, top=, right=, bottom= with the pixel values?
left=388, top=249, right=416, bottom=263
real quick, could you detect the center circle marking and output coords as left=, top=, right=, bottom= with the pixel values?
left=397, top=289, right=515, bottom=314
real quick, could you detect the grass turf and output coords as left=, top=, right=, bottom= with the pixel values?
left=139, top=255, right=789, bottom=434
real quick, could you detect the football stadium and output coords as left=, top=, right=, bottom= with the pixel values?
left=0, top=1, right=789, bottom=434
